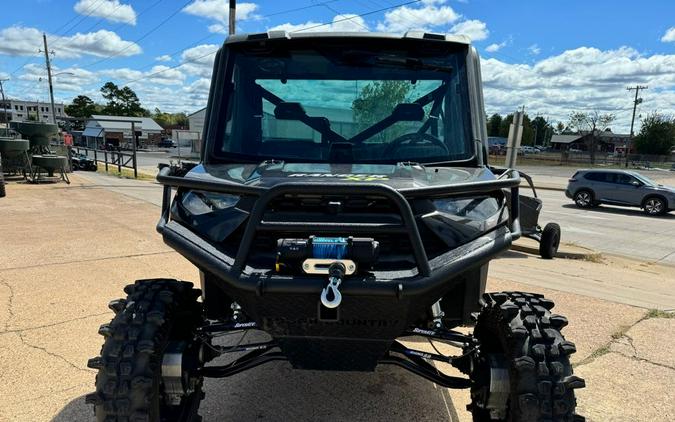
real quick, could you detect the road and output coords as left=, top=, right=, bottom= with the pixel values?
left=76, top=169, right=675, bottom=266
left=535, top=188, right=675, bottom=265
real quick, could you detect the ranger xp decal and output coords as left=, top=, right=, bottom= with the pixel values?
left=288, top=173, right=390, bottom=181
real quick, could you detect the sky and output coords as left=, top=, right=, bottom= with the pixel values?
left=1, top=0, right=674, bottom=132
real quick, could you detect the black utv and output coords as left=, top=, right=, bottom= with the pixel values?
left=87, top=32, right=585, bottom=421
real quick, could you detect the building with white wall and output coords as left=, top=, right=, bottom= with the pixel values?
left=0, top=98, right=68, bottom=124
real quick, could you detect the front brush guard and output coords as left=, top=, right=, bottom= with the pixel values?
left=155, top=165, right=522, bottom=299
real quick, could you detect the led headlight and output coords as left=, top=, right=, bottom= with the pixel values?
left=181, top=190, right=240, bottom=215
left=432, top=196, right=500, bottom=221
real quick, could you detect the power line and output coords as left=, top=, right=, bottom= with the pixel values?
left=115, top=0, right=426, bottom=86
left=265, top=0, right=343, bottom=17
left=7, top=0, right=117, bottom=76
left=51, top=0, right=108, bottom=38
left=50, top=0, right=110, bottom=48
left=319, top=2, right=371, bottom=31
left=294, top=0, right=423, bottom=32
left=80, top=0, right=193, bottom=70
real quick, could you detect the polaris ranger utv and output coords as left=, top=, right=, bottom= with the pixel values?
left=87, top=32, right=585, bottom=421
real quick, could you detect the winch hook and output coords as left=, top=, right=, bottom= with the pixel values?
left=320, top=262, right=346, bottom=308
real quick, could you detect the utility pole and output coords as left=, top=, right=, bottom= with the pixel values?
left=0, top=78, right=8, bottom=128
left=505, top=108, right=525, bottom=169
left=42, top=33, right=57, bottom=126
left=229, top=0, right=236, bottom=35
left=626, top=85, right=647, bottom=167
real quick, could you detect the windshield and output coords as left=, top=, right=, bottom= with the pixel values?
left=212, top=39, right=474, bottom=164
left=632, top=172, right=657, bottom=186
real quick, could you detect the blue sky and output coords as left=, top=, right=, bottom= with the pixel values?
left=1, top=0, right=674, bottom=131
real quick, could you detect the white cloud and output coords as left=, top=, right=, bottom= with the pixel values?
left=376, top=0, right=460, bottom=32
left=269, top=14, right=369, bottom=33
left=480, top=46, right=675, bottom=132
left=100, top=65, right=185, bottom=85
left=485, top=38, right=511, bottom=53
left=661, top=27, right=675, bottom=43
left=0, top=26, right=141, bottom=58
left=208, top=23, right=227, bottom=34
left=449, top=19, right=489, bottom=41
left=528, top=44, right=541, bottom=55
left=183, top=0, right=259, bottom=24
left=18, top=63, right=99, bottom=91
left=155, top=55, right=172, bottom=62
left=180, top=44, right=219, bottom=78
left=74, top=0, right=137, bottom=25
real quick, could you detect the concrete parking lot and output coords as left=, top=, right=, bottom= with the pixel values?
left=1, top=174, right=674, bottom=421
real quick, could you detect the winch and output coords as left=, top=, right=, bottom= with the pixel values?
left=276, top=236, right=379, bottom=308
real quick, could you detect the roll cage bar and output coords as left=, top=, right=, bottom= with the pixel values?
left=257, top=81, right=448, bottom=145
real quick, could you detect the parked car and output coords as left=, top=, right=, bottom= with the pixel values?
left=69, top=150, right=97, bottom=171
left=488, top=144, right=505, bottom=155
left=566, top=169, right=675, bottom=215
left=521, top=146, right=540, bottom=154
left=158, top=138, right=176, bottom=148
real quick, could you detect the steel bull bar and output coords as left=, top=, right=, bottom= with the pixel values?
left=155, top=166, right=522, bottom=298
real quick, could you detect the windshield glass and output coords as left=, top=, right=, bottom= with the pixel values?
left=632, top=173, right=657, bottom=186
left=213, top=39, right=474, bottom=164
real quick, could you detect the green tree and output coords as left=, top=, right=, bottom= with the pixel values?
left=65, top=95, right=99, bottom=130
left=634, top=112, right=675, bottom=155
left=554, top=121, right=567, bottom=135
left=153, top=108, right=188, bottom=129
left=487, top=113, right=502, bottom=137
left=498, top=113, right=535, bottom=145
left=352, top=81, right=412, bottom=142
left=65, top=95, right=97, bottom=118
left=567, top=110, right=615, bottom=163
left=100, top=82, right=146, bottom=116
left=530, top=116, right=552, bottom=146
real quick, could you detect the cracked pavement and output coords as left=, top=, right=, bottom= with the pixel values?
left=0, top=175, right=674, bottom=421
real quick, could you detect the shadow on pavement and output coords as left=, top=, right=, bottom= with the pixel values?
left=53, top=365, right=460, bottom=422
left=561, top=203, right=675, bottom=219
left=498, top=250, right=531, bottom=259
left=53, top=331, right=463, bottom=421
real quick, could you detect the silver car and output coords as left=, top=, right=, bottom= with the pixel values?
left=565, top=169, right=675, bottom=215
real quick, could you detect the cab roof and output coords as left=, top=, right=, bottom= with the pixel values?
left=225, top=31, right=471, bottom=45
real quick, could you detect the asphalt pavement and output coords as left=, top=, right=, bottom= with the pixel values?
left=536, top=188, right=675, bottom=265
left=76, top=166, right=675, bottom=266
left=1, top=175, right=673, bottom=421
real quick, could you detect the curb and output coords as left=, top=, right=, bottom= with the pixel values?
left=520, top=181, right=566, bottom=192
left=510, top=242, right=600, bottom=261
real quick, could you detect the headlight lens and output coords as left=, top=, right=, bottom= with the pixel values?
left=181, top=190, right=240, bottom=215
left=433, top=196, right=500, bottom=221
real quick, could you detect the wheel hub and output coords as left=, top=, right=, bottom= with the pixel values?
left=472, top=353, right=510, bottom=420
left=162, top=342, right=188, bottom=405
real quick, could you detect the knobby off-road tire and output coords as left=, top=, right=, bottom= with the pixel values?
left=86, top=279, right=205, bottom=422
left=539, top=223, right=561, bottom=260
left=470, top=292, right=585, bottom=422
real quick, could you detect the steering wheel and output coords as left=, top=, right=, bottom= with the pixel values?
left=383, top=132, right=449, bottom=159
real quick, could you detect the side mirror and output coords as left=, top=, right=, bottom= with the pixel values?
left=392, top=103, right=424, bottom=121
left=631, top=180, right=641, bottom=187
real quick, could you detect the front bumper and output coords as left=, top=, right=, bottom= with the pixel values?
left=155, top=166, right=522, bottom=370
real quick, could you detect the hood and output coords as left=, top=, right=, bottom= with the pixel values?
left=186, top=162, right=497, bottom=190
left=653, top=184, right=675, bottom=194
